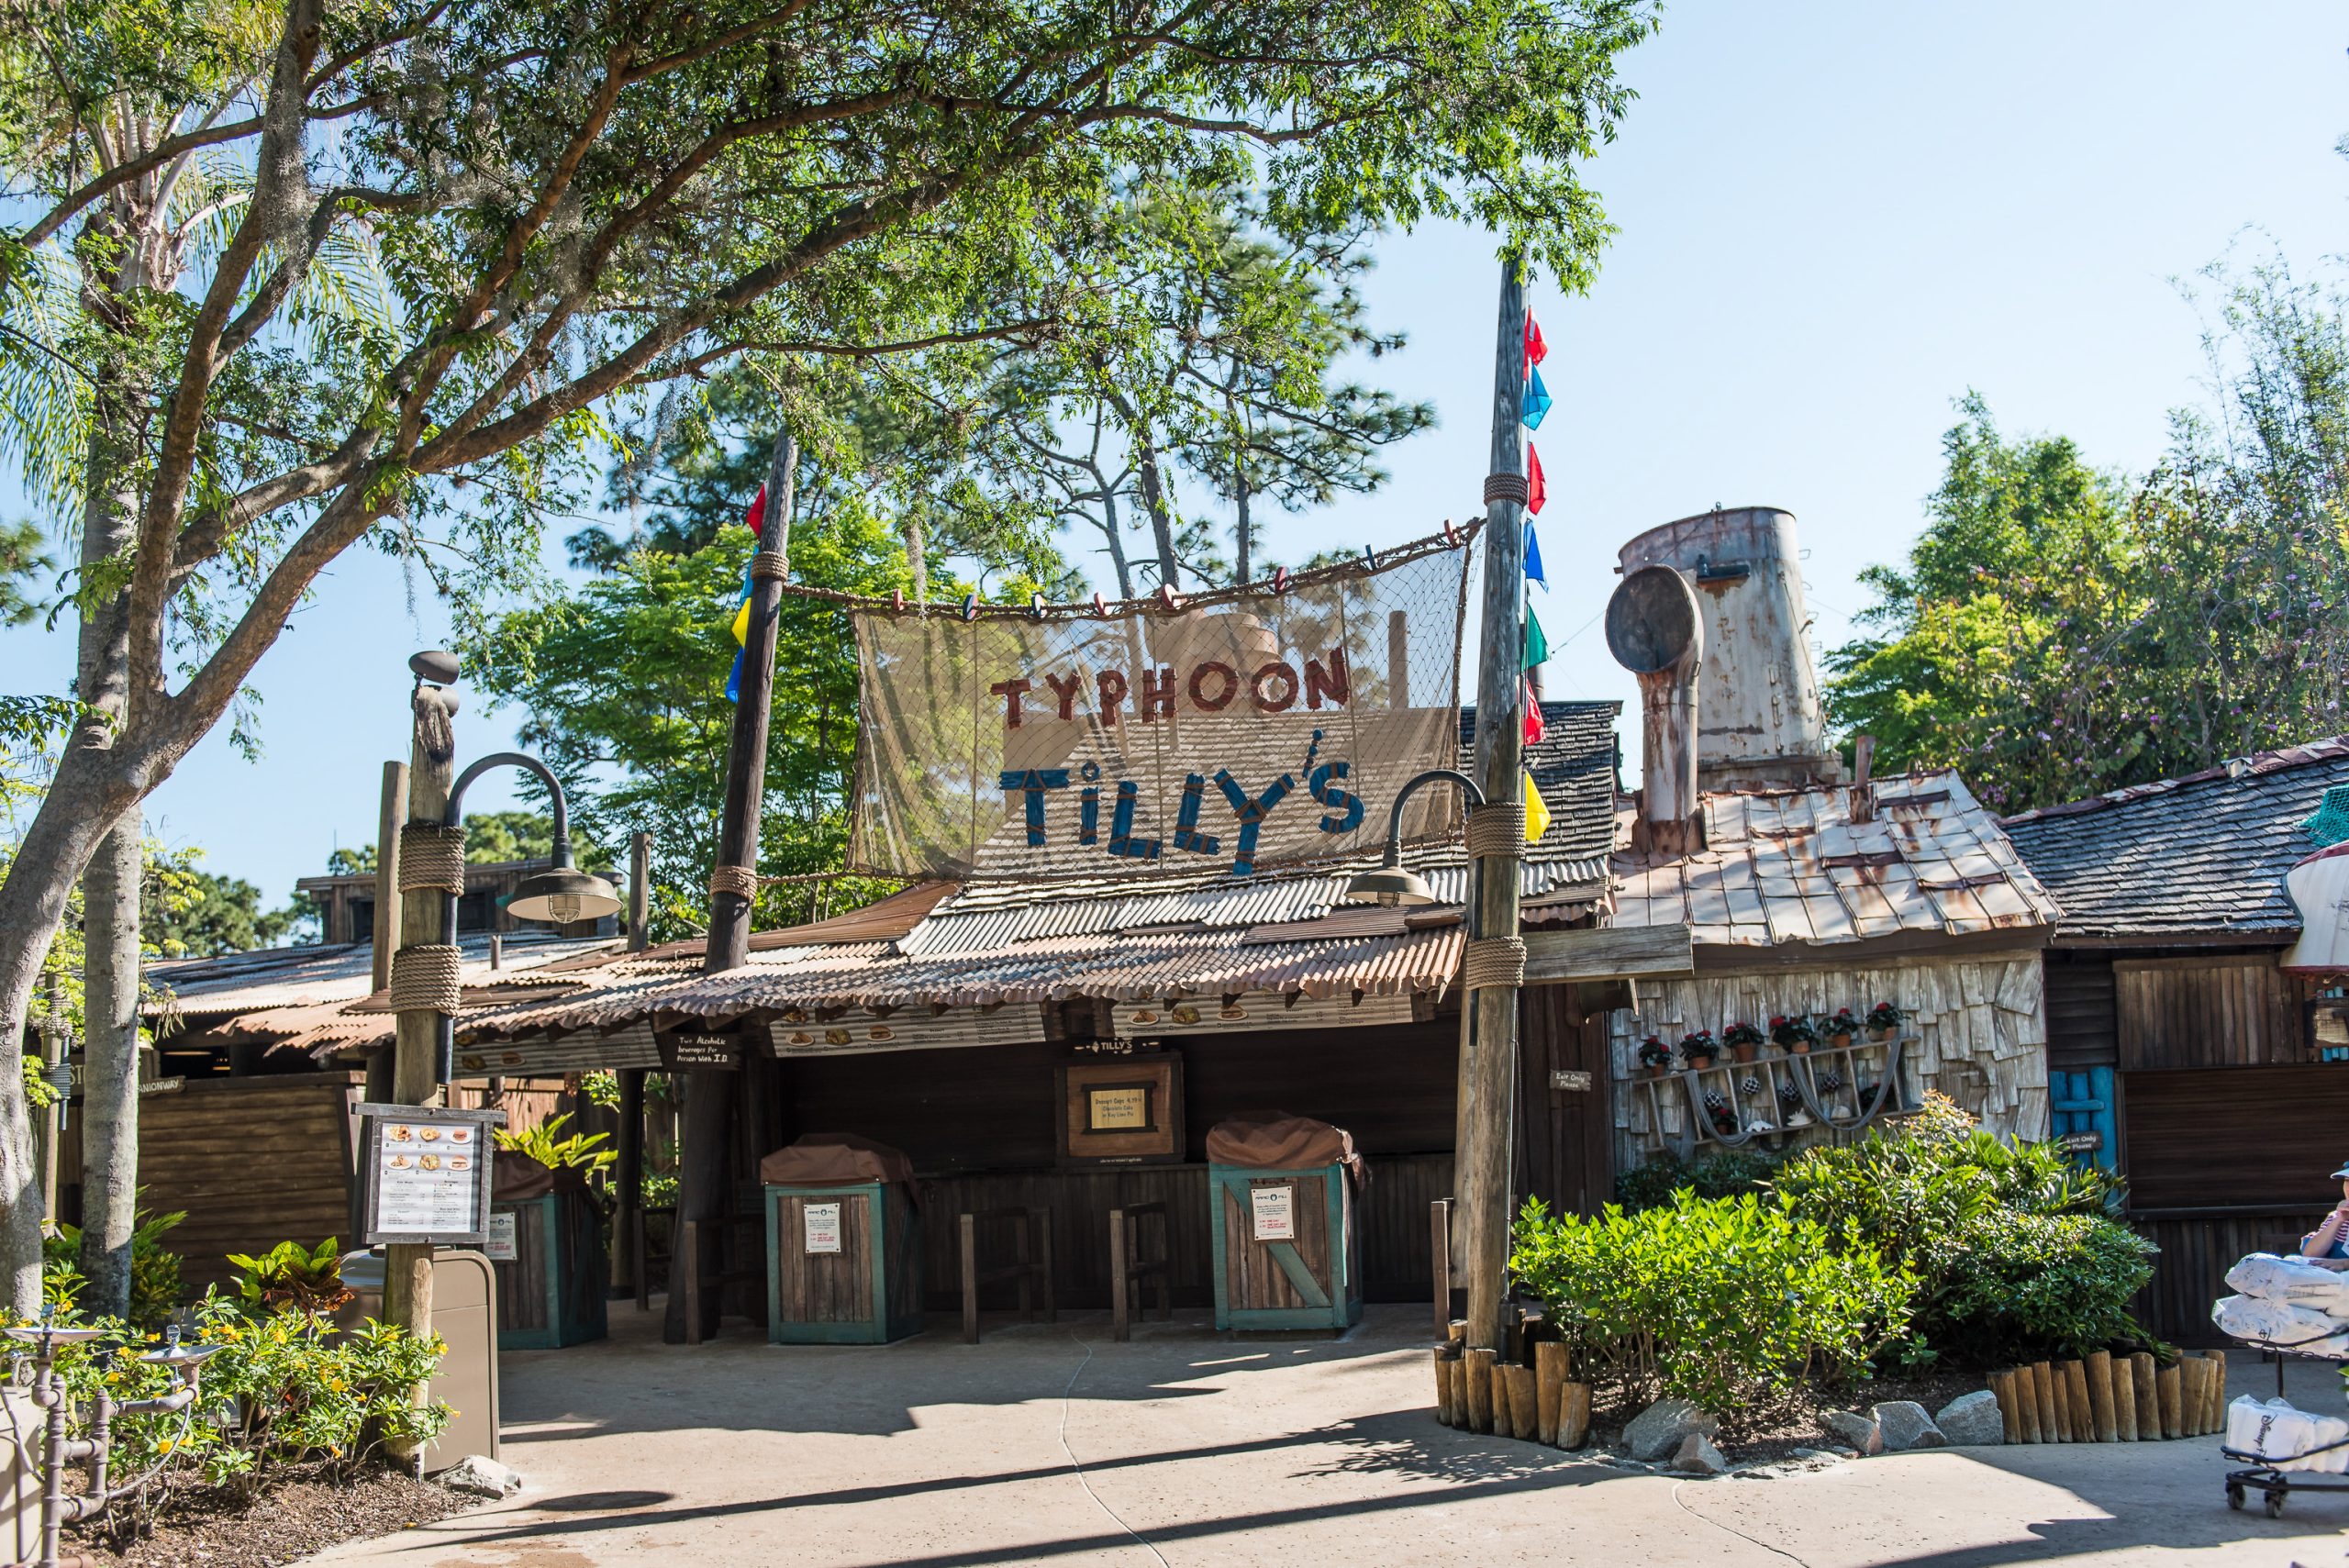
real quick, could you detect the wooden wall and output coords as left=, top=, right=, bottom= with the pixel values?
left=2114, top=952, right=2305, bottom=1071
left=1518, top=986, right=1617, bottom=1218
left=2043, top=951, right=2118, bottom=1072
left=139, top=1073, right=360, bottom=1294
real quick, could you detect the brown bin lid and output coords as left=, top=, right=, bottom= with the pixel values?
left=758, top=1132, right=916, bottom=1187
left=1205, top=1112, right=1364, bottom=1183
left=491, top=1148, right=589, bottom=1200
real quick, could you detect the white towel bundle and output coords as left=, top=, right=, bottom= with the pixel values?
left=2226, top=1253, right=2349, bottom=1315
left=2228, top=1396, right=2349, bottom=1472
left=2211, top=1294, right=2349, bottom=1354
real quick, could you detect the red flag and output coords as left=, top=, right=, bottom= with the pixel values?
left=1522, top=676, right=1545, bottom=745
left=1527, top=444, right=1547, bottom=515
left=1524, top=313, right=1547, bottom=372
left=745, top=483, right=768, bottom=538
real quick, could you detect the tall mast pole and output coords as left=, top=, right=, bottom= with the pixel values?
left=1459, top=257, right=1530, bottom=1352
left=666, top=426, right=796, bottom=1344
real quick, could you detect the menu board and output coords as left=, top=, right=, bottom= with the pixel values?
left=1086, top=1086, right=1151, bottom=1131
left=373, top=1117, right=483, bottom=1236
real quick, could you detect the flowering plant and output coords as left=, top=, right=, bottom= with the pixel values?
left=1638, top=1035, right=1675, bottom=1069
left=1865, top=1001, right=1906, bottom=1032
left=1770, top=1015, right=1820, bottom=1050
left=1677, top=1029, right=1718, bottom=1063
left=1820, top=1007, right=1860, bottom=1040
left=1720, top=1021, right=1766, bottom=1050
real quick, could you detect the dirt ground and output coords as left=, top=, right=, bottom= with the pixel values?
left=72, top=1468, right=461, bottom=1568
left=298, top=1302, right=2349, bottom=1568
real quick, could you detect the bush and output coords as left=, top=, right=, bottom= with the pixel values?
left=1613, top=1148, right=1780, bottom=1212
left=43, top=1210, right=185, bottom=1328
left=1509, top=1192, right=1914, bottom=1414
left=1768, top=1093, right=2147, bottom=1362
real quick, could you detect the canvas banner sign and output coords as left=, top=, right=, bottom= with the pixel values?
left=849, top=531, right=1474, bottom=882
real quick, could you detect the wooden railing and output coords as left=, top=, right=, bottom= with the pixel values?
left=1109, top=1202, right=1172, bottom=1341
left=959, top=1207, right=1054, bottom=1344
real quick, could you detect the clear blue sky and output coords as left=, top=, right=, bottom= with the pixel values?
left=4, top=1, right=2343, bottom=903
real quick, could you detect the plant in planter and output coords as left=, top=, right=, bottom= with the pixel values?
left=1770, top=1015, right=1820, bottom=1055
left=495, top=1113, right=617, bottom=1179
left=1638, top=1036, right=1675, bottom=1076
left=1720, top=1020, right=1765, bottom=1063
left=1701, top=1088, right=1738, bottom=1137
left=1820, top=1006, right=1859, bottom=1047
left=1865, top=1000, right=1905, bottom=1040
left=1678, top=1029, right=1719, bottom=1070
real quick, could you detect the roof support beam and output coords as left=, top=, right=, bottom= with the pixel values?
left=1522, top=923, right=1694, bottom=985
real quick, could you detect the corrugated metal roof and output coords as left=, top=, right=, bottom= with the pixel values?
left=151, top=932, right=618, bottom=1019
left=1610, top=769, right=2059, bottom=950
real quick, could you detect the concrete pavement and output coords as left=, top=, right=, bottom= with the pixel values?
left=306, top=1303, right=2349, bottom=1567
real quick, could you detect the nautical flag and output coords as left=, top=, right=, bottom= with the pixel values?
left=1524, top=768, right=1552, bottom=841
left=1523, top=678, right=1545, bottom=746
left=1524, top=607, right=1550, bottom=668
left=1525, top=313, right=1547, bottom=370
left=1527, top=444, right=1547, bottom=515
left=1522, top=366, right=1552, bottom=429
left=1524, top=522, right=1547, bottom=587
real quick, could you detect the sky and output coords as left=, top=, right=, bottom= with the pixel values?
left=4, top=1, right=2345, bottom=903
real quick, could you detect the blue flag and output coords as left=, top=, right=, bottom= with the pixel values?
left=1522, top=366, right=1553, bottom=429
left=1524, top=521, right=1547, bottom=587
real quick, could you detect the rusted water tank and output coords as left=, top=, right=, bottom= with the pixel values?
left=1616, top=507, right=1838, bottom=789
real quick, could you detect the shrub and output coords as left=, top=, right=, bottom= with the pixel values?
left=226, top=1238, right=354, bottom=1315
left=1613, top=1147, right=1781, bottom=1212
left=1924, top=1211, right=2156, bottom=1362
left=43, top=1210, right=186, bottom=1328
left=1510, top=1193, right=1914, bottom=1414
left=496, top=1113, right=616, bottom=1177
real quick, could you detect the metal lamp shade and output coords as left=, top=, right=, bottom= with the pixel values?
left=507, top=864, right=622, bottom=924
left=1341, top=863, right=1437, bottom=908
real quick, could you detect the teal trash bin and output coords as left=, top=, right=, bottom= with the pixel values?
left=1207, top=1113, right=1364, bottom=1332
left=762, top=1133, right=924, bottom=1344
left=490, top=1151, right=609, bottom=1351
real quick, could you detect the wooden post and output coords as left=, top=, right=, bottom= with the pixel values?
left=1459, top=257, right=1531, bottom=1355
left=2131, top=1352, right=2159, bottom=1440
left=627, top=829, right=651, bottom=951
left=1434, top=1347, right=1459, bottom=1425
left=384, top=684, right=455, bottom=1457
left=2085, top=1351, right=2118, bottom=1442
left=2205, top=1350, right=2228, bottom=1432
left=2062, top=1360, right=2092, bottom=1441
left=2014, top=1363, right=2042, bottom=1443
left=1990, top=1372, right=2022, bottom=1444
left=1558, top=1382, right=1592, bottom=1449
left=1502, top=1365, right=1538, bottom=1441
left=2110, top=1350, right=2138, bottom=1440
left=1430, top=1199, right=1452, bottom=1340
left=612, top=1068, right=645, bottom=1299
left=960, top=1213, right=981, bottom=1344
left=670, top=428, right=796, bottom=1346
left=1534, top=1340, right=1566, bottom=1444
left=2156, top=1360, right=2183, bottom=1439
left=1110, top=1207, right=1131, bottom=1342
left=1463, top=1347, right=1497, bottom=1434
left=2032, top=1360, right=2060, bottom=1442
left=373, top=762, right=406, bottom=994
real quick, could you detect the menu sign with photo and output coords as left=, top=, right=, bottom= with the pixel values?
left=356, top=1103, right=504, bottom=1246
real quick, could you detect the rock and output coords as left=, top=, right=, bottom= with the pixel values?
left=1673, top=1433, right=1729, bottom=1475
left=439, top=1455, right=523, bottom=1498
left=1872, top=1401, right=1948, bottom=1451
left=1934, top=1390, right=2006, bottom=1446
left=1821, top=1409, right=1883, bottom=1455
left=1621, top=1396, right=1720, bottom=1462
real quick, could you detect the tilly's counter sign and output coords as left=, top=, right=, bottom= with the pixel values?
left=660, top=1029, right=746, bottom=1072
left=847, top=529, right=1473, bottom=882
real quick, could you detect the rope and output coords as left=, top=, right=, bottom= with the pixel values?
left=748, top=553, right=789, bottom=582
left=1482, top=473, right=1529, bottom=506
left=389, top=943, right=462, bottom=1014
left=397, top=822, right=466, bottom=895
left=1463, top=936, right=1528, bottom=992
left=1464, top=800, right=1528, bottom=857
left=707, top=864, right=762, bottom=901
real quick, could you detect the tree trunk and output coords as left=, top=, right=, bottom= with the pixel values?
left=1097, top=483, right=1135, bottom=600
left=1135, top=436, right=1180, bottom=591
left=77, top=821, right=141, bottom=1318
left=1233, top=475, right=1253, bottom=586
left=904, top=512, right=928, bottom=608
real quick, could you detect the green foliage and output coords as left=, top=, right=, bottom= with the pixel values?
left=1769, top=1094, right=2143, bottom=1361
left=495, top=1114, right=615, bottom=1177
left=0, top=518, right=48, bottom=627
left=42, top=1210, right=184, bottom=1327
left=1831, top=250, right=2349, bottom=812
left=1510, top=1194, right=1915, bottom=1413
left=142, top=858, right=295, bottom=958
left=581, top=1071, right=621, bottom=1110
left=224, top=1238, right=353, bottom=1317
left=1613, top=1148, right=1782, bottom=1212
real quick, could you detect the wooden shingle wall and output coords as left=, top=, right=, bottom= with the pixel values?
left=2113, top=952, right=2304, bottom=1071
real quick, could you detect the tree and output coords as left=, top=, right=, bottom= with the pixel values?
left=0, top=521, right=49, bottom=628
left=0, top=0, right=1658, bottom=1315
left=142, top=857, right=296, bottom=958
left=1829, top=250, right=2349, bottom=814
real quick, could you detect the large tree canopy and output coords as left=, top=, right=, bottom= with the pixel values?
left=1829, top=253, right=2349, bottom=815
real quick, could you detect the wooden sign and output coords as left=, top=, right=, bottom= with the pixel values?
left=768, top=1003, right=1041, bottom=1056
left=1057, top=1055, right=1184, bottom=1166
left=659, top=1029, right=744, bottom=1072
left=355, top=1102, right=505, bottom=1247
left=1110, top=990, right=1419, bottom=1040
left=1549, top=1069, right=1594, bottom=1092
left=2058, top=1130, right=2104, bottom=1153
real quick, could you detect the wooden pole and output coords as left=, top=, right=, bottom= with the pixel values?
left=1434, top=1347, right=1458, bottom=1426
left=2085, top=1351, right=2118, bottom=1442
left=2031, top=1361, right=2059, bottom=1442
left=373, top=761, right=407, bottom=994
left=384, top=683, right=456, bottom=1457
left=1459, top=256, right=1530, bottom=1355
left=1502, top=1364, right=1538, bottom=1441
left=627, top=829, right=651, bottom=951
left=1463, top=1346, right=1497, bottom=1433
left=2014, top=1363, right=2042, bottom=1443
left=1558, top=1382, right=1592, bottom=1449
left=1430, top=1199, right=1452, bottom=1340
left=669, top=429, right=796, bottom=1346
left=2062, top=1360, right=2092, bottom=1441
left=1989, top=1371, right=2022, bottom=1444
left=2156, top=1360, right=2183, bottom=1440
left=2205, top=1350, right=2229, bottom=1433
left=2110, top=1350, right=2138, bottom=1440
left=2047, top=1358, right=2072, bottom=1441
left=613, top=1068, right=645, bottom=1299
left=1534, top=1340, right=1566, bottom=1444
left=2182, top=1355, right=2212, bottom=1436
left=2130, top=1352, right=2159, bottom=1440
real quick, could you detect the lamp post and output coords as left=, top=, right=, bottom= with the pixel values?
left=1343, top=769, right=1489, bottom=908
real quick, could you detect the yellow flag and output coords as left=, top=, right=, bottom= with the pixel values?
left=730, top=596, right=751, bottom=646
left=1524, top=771, right=1550, bottom=842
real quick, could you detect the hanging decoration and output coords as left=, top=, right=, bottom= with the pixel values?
left=1524, top=606, right=1550, bottom=667
left=1527, top=444, right=1547, bottom=515
left=1524, top=769, right=1552, bottom=841
left=1523, top=522, right=1547, bottom=587
left=725, top=484, right=773, bottom=703
left=1522, top=365, right=1552, bottom=429
left=1525, top=312, right=1547, bottom=370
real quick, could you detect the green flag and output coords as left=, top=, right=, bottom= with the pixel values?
left=1523, top=607, right=1549, bottom=669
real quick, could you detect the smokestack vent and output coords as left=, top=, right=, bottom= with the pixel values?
left=1605, top=565, right=1704, bottom=855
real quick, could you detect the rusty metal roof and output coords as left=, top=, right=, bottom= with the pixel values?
left=1610, top=769, right=2059, bottom=949
left=150, top=932, right=618, bottom=1020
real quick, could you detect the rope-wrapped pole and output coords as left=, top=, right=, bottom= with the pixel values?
left=1457, top=255, right=1531, bottom=1354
